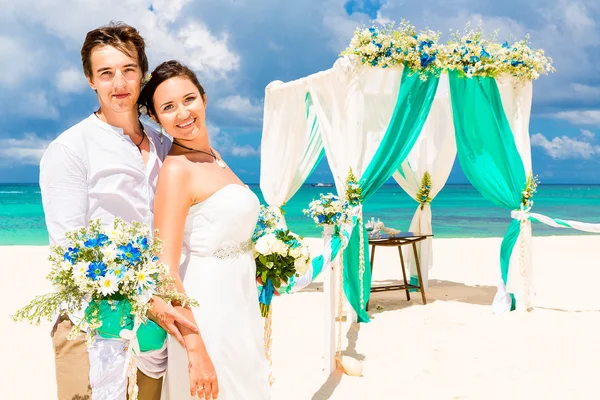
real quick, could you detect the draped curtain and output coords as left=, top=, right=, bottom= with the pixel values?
left=448, top=70, right=529, bottom=313
left=392, top=73, right=457, bottom=290
left=260, top=80, right=325, bottom=225
left=309, top=56, right=439, bottom=321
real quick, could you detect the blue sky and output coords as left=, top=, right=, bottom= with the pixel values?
left=1, top=0, right=599, bottom=184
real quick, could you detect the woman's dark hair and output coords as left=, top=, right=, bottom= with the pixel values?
left=138, top=60, right=206, bottom=117
left=81, top=21, right=148, bottom=78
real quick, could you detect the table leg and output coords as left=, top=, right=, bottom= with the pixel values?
left=366, top=245, right=376, bottom=311
left=398, top=245, right=410, bottom=301
left=412, top=243, right=427, bottom=305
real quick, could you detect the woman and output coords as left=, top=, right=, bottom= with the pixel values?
left=139, top=61, right=270, bottom=400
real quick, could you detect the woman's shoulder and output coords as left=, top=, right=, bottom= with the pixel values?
left=159, top=155, right=194, bottom=185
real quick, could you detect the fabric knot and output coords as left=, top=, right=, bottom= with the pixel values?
left=511, top=206, right=531, bottom=223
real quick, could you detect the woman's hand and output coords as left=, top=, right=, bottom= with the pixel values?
left=147, top=296, right=198, bottom=347
left=188, top=350, right=219, bottom=399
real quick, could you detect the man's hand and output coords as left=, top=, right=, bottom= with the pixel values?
left=148, top=296, right=198, bottom=347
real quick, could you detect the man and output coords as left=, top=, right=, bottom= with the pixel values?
left=40, top=22, right=196, bottom=400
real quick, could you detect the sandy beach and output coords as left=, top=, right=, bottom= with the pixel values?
left=3, top=235, right=600, bottom=399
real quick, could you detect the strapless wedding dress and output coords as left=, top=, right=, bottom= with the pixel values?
left=161, top=184, right=270, bottom=399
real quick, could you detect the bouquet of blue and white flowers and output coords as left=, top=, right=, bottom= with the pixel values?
left=253, top=221, right=310, bottom=317
left=253, top=205, right=282, bottom=241
left=13, top=218, right=196, bottom=343
left=303, top=193, right=351, bottom=226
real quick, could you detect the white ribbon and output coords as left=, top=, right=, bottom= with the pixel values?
left=511, top=207, right=531, bottom=223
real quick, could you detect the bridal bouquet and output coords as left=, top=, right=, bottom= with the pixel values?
left=253, top=205, right=282, bottom=241
left=13, top=218, right=196, bottom=344
left=253, top=228, right=310, bottom=317
left=303, top=193, right=351, bottom=227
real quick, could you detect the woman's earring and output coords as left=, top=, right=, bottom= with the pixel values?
left=159, top=126, right=164, bottom=144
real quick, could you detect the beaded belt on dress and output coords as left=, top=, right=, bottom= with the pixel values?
left=212, top=239, right=253, bottom=259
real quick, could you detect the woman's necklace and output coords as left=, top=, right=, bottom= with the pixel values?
left=172, top=141, right=227, bottom=168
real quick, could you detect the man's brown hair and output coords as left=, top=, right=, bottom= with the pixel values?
left=81, top=21, right=148, bottom=78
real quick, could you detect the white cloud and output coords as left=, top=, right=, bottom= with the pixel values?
left=581, top=129, right=595, bottom=141
left=0, top=36, right=41, bottom=87
left=0, top=133, right=51, bottom=166
left=561, top=1, right=596, bottom=37
left=215, top=95, right=263, bottom=120
left=531, top=132, right=600, bottom=159
left=178, top=22, right=240, bottom=76
left=231, top=144, right=260, bottom=157
left=553, top=110, right=600, bottom=125
left=572, top=83, right=600, bottom=98
left=206, top=120, right=259, bottom=157
left=16, top=90, right=59, bottom=120
left=56, top=67, right=88, bottom=94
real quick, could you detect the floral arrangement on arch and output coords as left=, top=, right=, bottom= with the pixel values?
left=345, top=168, right=362, bottom=207
left=521, top=173, right=540, bottom=209
left=303, top=193, right=351, bottom=227
left=342, top=20, right=554, bottom=81
left=341, top=20, right=444, bottom=79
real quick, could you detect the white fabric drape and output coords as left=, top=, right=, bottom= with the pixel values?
left=392, top=73, right=457, bottom=290
left=494, top=76, right=535, bottom=312
left=260, top=80, right=324, bottom=225
left=307, top=56, right=404, bottom=194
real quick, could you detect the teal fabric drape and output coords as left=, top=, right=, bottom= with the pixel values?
left=448, top=70, right=527, bottom=309
left=304, top=93, right=325, bottom=178
left=344, top=67, right=440, bottom=322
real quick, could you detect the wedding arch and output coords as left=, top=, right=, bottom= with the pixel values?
left=259, top=22, right=599, bottom=372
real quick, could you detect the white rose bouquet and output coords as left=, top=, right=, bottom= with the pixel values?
left=253, top=228, right=310, bottom=317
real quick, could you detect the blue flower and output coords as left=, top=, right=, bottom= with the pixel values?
left=86, top=262, right=107, bottom=280
left=117, top=243, right=142, bottom=265
left=384, top=49, right=392, bottom=57
left=418, top=40, right=434, bottom=51
left=463, top=65, right=472, bottom=74
left=502, top=41, right=510, bottom=49
left=136, top=237, right=149, bottom=250
left=480, top=46, right=490, bottom=58
left=466, top=40, right=472, bottom=44
left=420, top=52, right=436, bottom=68
left=369, top=27, right=376, bottom=33
left=63, top=247, right=79, bottom=264
left=84, top=234, right=109, bottom=248
left=511, top=60, right=524, bottom=67
left=110, top=265, right=127, bottom=279
left=371, top=59, right=379, bottom=66
left=470, top=55, right=480, bottom=63
left=396, top=47, right=402, bottom=53
left=373, top=41, right=383, bottom=49
left=317, top=215, right=326, bottom=223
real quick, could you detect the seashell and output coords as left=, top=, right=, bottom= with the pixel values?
left=338, top=356, right=363, bottom=377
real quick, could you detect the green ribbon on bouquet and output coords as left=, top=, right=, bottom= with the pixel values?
left=87, top=299, right=166, bottom=352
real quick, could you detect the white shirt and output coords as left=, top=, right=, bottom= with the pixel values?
left=40, top=114, right=171, bottom=247
left=39, top=114, right=172, bottom=327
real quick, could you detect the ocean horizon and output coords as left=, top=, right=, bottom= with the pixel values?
left=1, top=183, right=599, bottom=246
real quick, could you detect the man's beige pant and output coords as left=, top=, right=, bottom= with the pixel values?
left=51, top=314, right=163, bottom=400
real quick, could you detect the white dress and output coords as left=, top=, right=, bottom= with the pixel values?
left=161, top=184, right=271, bottom=399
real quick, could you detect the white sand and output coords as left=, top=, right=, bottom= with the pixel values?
left=3, top=235, right=600, bottom=399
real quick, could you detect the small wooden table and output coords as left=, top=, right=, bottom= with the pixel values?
left=367, top=232, right=432, bottom=309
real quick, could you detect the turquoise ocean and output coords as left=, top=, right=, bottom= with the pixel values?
left=1, top=183, right=599, bottom=245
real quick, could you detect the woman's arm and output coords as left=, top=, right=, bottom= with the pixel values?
left=153, top=158, right=219, bottom=399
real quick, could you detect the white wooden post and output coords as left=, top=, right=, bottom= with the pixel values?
left=322, top=225, right=337, bottom=374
